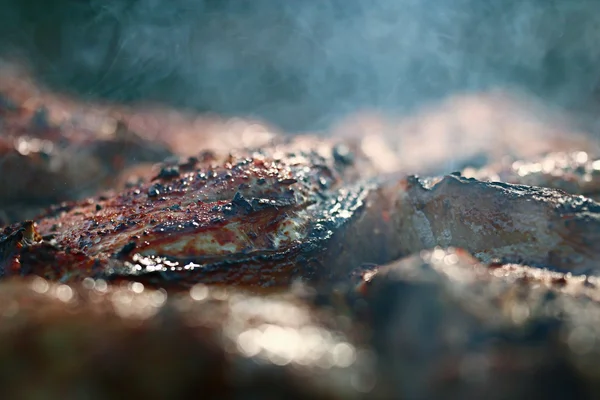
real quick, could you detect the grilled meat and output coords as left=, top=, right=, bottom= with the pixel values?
left=2, top=136, right=403, bottom=289
left=6, top=146, right=600, bottom=288
left=393, top=174, right=600, bottom=274
left=0, top=277, right=372, bottom=400
left=355, top=248, right=598, bottom=400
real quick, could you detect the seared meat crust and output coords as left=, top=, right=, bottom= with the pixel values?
left=3, top=137, right=401, bottom=289
left=6, top=155, right=600, bottom=288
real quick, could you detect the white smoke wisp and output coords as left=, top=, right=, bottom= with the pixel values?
left=2, top=0, right=600, bottom=136
left=332, top=90, right=599, bottom=175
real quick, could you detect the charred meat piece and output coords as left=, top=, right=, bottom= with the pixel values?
left=0, top=277, right=373, bottom=400
left=12, top=150, right=600, bottom=287
left=393, top=174, right=600, bottom=273
left=463, top=151, right=600, bottom=199
left=355, top=248, right=596, bottom=400
left=0, top=220, right=100, bottom=282
left=14, top=137, right=402, bottom=289
left=0, top=220, right=41, bottom=272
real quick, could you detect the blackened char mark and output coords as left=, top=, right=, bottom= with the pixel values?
left=153, top=166, right=180, bottom=181
left=0, top=221, right=41, bottom=275
left=99, top=183, right=372, bottom=290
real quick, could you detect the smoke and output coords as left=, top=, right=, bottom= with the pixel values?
left=2, top=0, right=600, bottom=131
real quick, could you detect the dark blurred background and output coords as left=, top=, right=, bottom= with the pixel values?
left=1, top=0, right=600, bottom=132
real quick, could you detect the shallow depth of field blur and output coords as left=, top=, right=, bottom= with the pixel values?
left=1, top=0, right=600, bottom=154
left=2, top=3, right=600, bottom=399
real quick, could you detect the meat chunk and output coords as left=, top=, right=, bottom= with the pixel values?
left=393, top=174, right=600, bottom=273
left=355, top=248, right=598, bottom=399
left=3, top=137, right=402, bottom=289
left=333, top=92, right=600, bottom=175
left=7, top=150, right=600, bottom=288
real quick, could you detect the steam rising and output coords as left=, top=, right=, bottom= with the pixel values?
left=2, top=0, right=600, bottom=131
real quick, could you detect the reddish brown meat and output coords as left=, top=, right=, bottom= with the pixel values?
left=5, top=154, right=600, bottom=289
left=392, top=174, right=600, bottom=273
left=4, top=64, right=600, bottom=400
left=0, top=136, right=402, bottom=289
left=0, top=90, right=171, bottom=222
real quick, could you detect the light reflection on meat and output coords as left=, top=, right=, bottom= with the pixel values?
left=3, top=134, right=401, bottom=289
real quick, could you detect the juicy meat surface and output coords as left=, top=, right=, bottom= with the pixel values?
left=3, top=136, right=402, bottom=289
left=5, top=149, right=600, bottom=288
